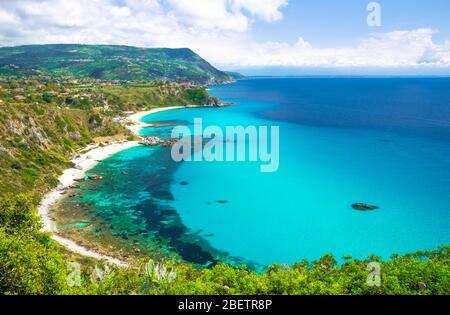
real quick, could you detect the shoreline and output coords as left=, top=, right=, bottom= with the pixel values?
left=126, top=106, right=185, bottom=134
left=37, top=105, right=189, bottom=267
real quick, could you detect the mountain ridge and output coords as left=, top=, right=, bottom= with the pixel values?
left=0, top=44, right=235, bottom=84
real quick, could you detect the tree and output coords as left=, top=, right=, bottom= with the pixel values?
left=0, top=193, right=41, bottom=233
left=0, top=229, right=68, bottom=295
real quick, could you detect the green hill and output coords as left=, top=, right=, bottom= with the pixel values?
left=0, top=44, right=233, bottom=84
left=0, top=77, right=218, bottom=199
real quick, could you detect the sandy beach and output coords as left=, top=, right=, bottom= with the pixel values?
left=126, top=106, right=184, bottom=133
left=37, top=106, right=186, bottom=267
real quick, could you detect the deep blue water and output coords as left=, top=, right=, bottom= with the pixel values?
left=74, top=78, right=450, bottom=268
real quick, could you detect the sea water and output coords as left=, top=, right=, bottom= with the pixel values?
left=74, top=78, right=450, bottom=268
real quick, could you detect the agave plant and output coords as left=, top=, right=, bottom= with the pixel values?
left=90, top=264, right=113, bottom=284
left=144, top=258, right=177, bottom=286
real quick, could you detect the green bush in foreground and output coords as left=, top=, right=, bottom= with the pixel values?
left=0, top=230, right=68, bottom=295
left=0, top=193, right=67, bottom=295
left=0, top=194, right=41, bottom=233
left=0, top=193, right=449, bottom=296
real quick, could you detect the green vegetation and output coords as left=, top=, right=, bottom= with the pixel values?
left=225, top=71, right=247, bottom=80
left=0, top=77, right=217, bottom=199
left=0, top=44, right=234, bottom=84
left=93, top=82, right=219, bottom=113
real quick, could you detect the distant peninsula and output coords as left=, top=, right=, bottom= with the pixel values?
left=0, top=44, right=240, bottom=84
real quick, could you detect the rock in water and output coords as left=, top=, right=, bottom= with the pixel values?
left=352, top=203, right=379, bottom=211
left=139, top=136, right=164, bottom=146
left=88, top=174, right=104, bottom=180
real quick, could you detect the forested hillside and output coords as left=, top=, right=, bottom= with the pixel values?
left=0, top=45, right=234, bottom=84
left=0, top=77, right=217, bottom=200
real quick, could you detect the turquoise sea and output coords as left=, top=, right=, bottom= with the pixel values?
left=72, top=78, right=450, bottom=269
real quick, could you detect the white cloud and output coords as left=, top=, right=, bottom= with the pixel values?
left=165, top=0, right=287, bottom=32
left=0, top=0, right=449, bottom=70
left=197, top=28, right=450, bottom=68
left=166, top=0, right=249, bottom=32
left=231, top=0, right=287, bottom=22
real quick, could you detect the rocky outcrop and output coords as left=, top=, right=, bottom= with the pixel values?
left=352, top=203, right=379, bottom=211
left=68, top=131, right=82, bottom=141
left=88, top=174, right=104, bottom=180
left=139, top=136, right=164, bottom=146
left=139, top=136, right=176, bottom=147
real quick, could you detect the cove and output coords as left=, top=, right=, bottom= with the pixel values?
left=59, top=77, right=450, bottom=269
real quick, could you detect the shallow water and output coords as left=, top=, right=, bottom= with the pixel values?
left=62, top=78, right=450, bottom=268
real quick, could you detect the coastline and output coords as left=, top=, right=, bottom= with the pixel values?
left=37, top=106, right=188, bottom=267
left=126, top=106, right=184, bottom=134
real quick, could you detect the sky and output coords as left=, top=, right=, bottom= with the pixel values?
left=1, top=0, right=450, bottom=74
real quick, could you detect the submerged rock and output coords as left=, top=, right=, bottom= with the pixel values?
left=162, top=140, right=177, bottom=147
left=352, top=203, right=379, bottom=211
left=74, top=222, right=91, bottom=230
left=88, top=174, right=104, bottom=180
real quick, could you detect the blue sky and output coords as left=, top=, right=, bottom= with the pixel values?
left=1, top=0, right=450, bottom=74
left=251, top=0, right=450, bottom=47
